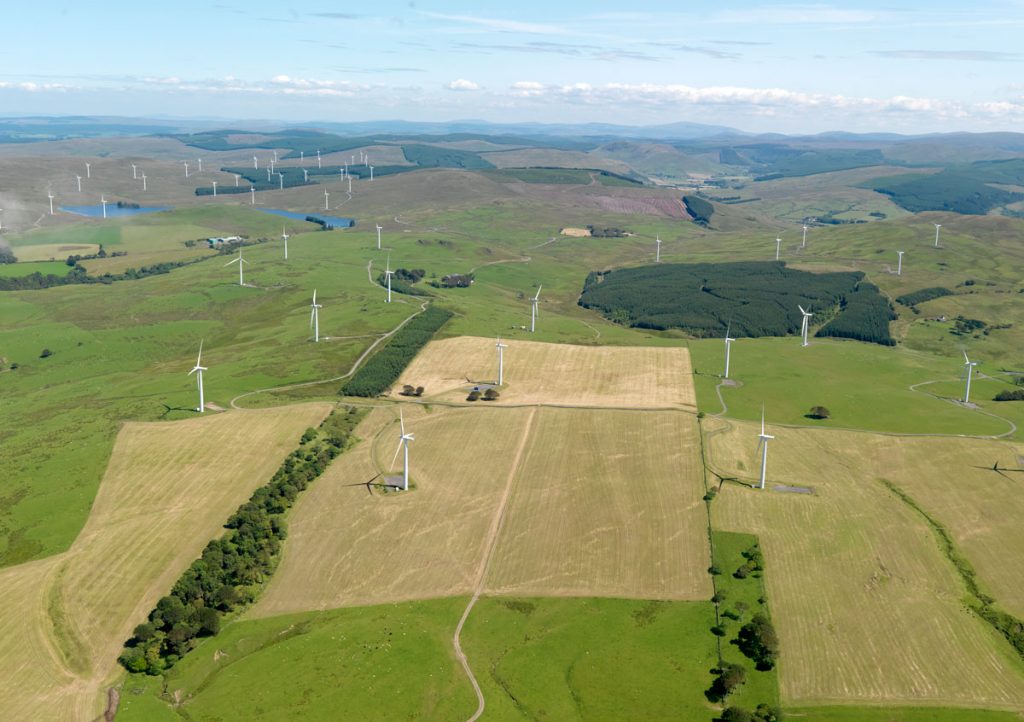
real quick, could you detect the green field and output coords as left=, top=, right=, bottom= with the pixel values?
left=0, top=260, right=72, bottom=277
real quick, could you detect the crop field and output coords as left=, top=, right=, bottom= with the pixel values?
left=394, top=336, right=697, bottom=408
left=251, top=405, right=539, bottom=614
left=484, top=408, right=710, bottom=600
left=10, top=243, right=100, bottom=262
left=0, top=259, right=72, bottom=277
left=705, top=417, right=1024, bottom=710
left=0, top=403, right=331, bottom=721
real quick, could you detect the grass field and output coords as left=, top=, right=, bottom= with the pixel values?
left=705, top=417, right=1024, bottom=710
left=0, top=259, right=73, bottom=276
left=395, top=336, right=696, bottom=408
left=118, top=598, right=477, bottom=721
left=689, top=336, right=1014, bottom=437
left=460, top=596, right=721, bottom=721
left=0, top=403, right=331, bottom=721
left=484, top=408, right=710, bottom=600
left=9, top=243, right=100, bottom=262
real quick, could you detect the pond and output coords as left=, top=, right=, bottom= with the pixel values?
left=60, top=204, right=172, bottom=218
left=257, top=208, right=356, bottom=228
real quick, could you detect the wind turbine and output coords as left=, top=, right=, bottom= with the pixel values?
left=281, top=227, right=289, bottom=260
left=272, top=150, right=278, bottom=163
left=253, top=155, right=258, bottom=169
left=530, top=286, right=542, bottom=333
left=141, top=173, right=147, bottom=192
left=775, top=237, right=781, bottom=261
left=802, top=224, right=808, bottom=248
left=310, top=289, right=322, bottom=342
left=339, top=167, right=344, bottom=183
left=278, top=172, right=284, bottom=190
left=316, top=149, right=322, bottom=168
left=324, top=189, right=330, bottom=210
left=76, top=174, right=82, bottom=192
left=47, top=190, right=55, bottom=215
left=390, top=410, right=415, bottom=491
left=303, top=169, right=309, bottom=182
left=347, top=176, right=352, bottom=193
left=384, top=255, right=394, bottom=303
left=266, top=167, right=272, bottom=182
left=655, top=235, right=662, bottom=263
left=896, top=250, right=904, bottom=276
left=131, top=163, right=137, bottom=179
left=757, top=406, right=774, bottom=490
left=963, top=351, right=978, bottom=404
left=369, top=165, right=374, bottom=181
left=724, top=326, right=735, bottom=379
left=798, top=305, right=813, bottom=347
left=234, top=174, right=240, bottom=187
left=249, top=186, right=256, bottom=205
left=300, top=150, right=304, bottom=164
left=376, top=224, right=382, bottom=250
left=226, top=248, right=248, bottom=286
left=100, top=195, right=108, bottom=219
left=188, top=341, right=207, bottom=413
left=496, top=337, right=508, bottom=385
left=197, top=158, right=203, bottom=173
left=183, top=161, right=189, bottom=177
left=934, top=223, right=942, bottom=248
left=211, top=181, right=217, bottom=197
left=85, top=162, right=91, bottom=178
left=269, top=159, right=275, bottom=174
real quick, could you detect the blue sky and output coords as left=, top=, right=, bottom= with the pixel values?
left=3, top=1, right=1024, bottom=133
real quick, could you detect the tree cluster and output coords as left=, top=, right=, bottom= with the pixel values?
left=341, top=306, right=453, bottom=397
left=0, top=258, right=198, bottom=291
left=706, top=663, right=746, bottom=702
left=733, top=543, right=764, bottom=580
left=118, top=408, right=363, bottom=675
left=994, top=389, right=1024, bottom=402
left=815, top=282, right=896, bottom=346
left=683, top=195, right=715, bottom=226
left=720, top=704, right=783, bottom=722
left=436, top=273, right=474, bottom=288
left=736, top=613, right=779, bottom=670
left=896, top=286, right=953, bottom=307
left=400, top=385, right=425, bottom=397
left=586, top=225, right=629, bottom=238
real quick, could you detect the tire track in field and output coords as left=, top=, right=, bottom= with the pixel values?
left=453, top=407, right=537, bottom=722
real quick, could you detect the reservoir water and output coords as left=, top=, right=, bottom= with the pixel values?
left=257, top=208, right=356, bottom=228
left=60, top=204, right=172, bottom=218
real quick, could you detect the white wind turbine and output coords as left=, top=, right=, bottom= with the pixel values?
left=963, top=351, right=978, bottom=404
left=316, top=149, right=322, bottom=168
left=757, top=406, right=774, bottom=490
left=234, top=174, right=240, bottom=187
left=390, top=410, right=415, bottom=491
left=376, top=224, right=382, bottom=250
left=85, top=162, right=91, bottom=178
left=141, top=173, right=147, bottom=192
left=47, top=190, right=55, bottom=215
left=211, top=181, right=217, bottom=197
left=183, top=161, right=189, bottom=177
left=281, top=227, right=289, bottom=260
left=266, top=168, right=272, bottom=182
left=131, top=163, right=137, bottom=179
left=300, top=150, right=304, bottom=164
left=269, top=160, right=275, bottom=176
left=197, top=158, right=203, bottom=173
left=934, top=223, right=942, bottom=248
left=253, top=155, right=258, bottom=169
left=384, top=255, right=394, bottom=303
left=802, top=224, right=808, bottom=248
left=798, top=305, right=813, bottom=347
left=496, top=336, right=508, bottom=385
left=530, top=286, right=542, bottom=333
left=896, top=250, right=904, bottom=276
left=724, top=325, right=735, bottom=379
left=303, top=169, right=309, bottom=182
left=347, top=176, right=352, bottom=193
left=226, top=248, right=248, bottom=286
left=100, top=194, right=108, bottom=219
left=323, top=189, right=330, bottom=210
left=655, top=235, right=662, bottom=263
left=278, top=172, right=284, bottom=190
left=775, top=236, right=782, bottom=260
left=310, top=289, right=322, bottom=342
left=339, top=167, right=344, bottom=183
left=272, top=150, right=278, bottom=163
left=188, top=340, right=207, bottom=413
left=76, top=174, right=82, bottom=192
left=369, top=165, right=374, bottom=181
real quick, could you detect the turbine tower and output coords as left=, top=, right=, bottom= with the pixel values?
left=250, top=186, right=256, bottom=205
left=384, top=255, right=394, bottom=303
left=655, top=235, right=662, bottom=263
left=100, top=195, right=108, bottom=219
left=141, top=174, right=147, bottom=192
left=390, top=410, right=415, bottom=491
left=316, top=148, right=322, bottom=168
left=47, top=190, right=55, bottom=215
left=310, top=289, right=322, bottom=342
left=85, top=162, right=91, bottom=178
left=211, top=181, right=217, bottom=197
left=724, top=326, right=735, bottom=379
left=183, top=161, right=189, bottom=177
left=234, top=174, right=240, bottom=187
left=530, top=286, right=542, bottom=333
left=76, top=174, right=82, bottom=192
left=934, top=223, right=942, bottom=248
left=253, top=155, right=258, bottom=169
left=496, top=337, right=508, bottom=385
left=369, top=165, right=374, bottom=181
left=197, top=158, right=203, bottom=173
left=303, top=169, right=309, bottom=182
left=757, top=407, right=774, bottom=490
left=897, top=250, right=904, bottom=276
left=226, top=248, right=248, bottom=286
left=281, top=227, right=289, bottom=260
left=376, top=224, right=382, bottom=250
left=802, top=225, right=808, bottom=248
left=348, top=176, right=352, bottom=193
left=278, top=172, right=284, bottom=190
left=188, top=340, right=207, bottom=413
left=963, top=351, right=978, bottom=404
left=798, top=305, right=813, bottom=347
left=131, top=163, right=137, bottom=179
left=775, top=237, right=781, bottom=260
left=324, top=189, right=330, bottom=210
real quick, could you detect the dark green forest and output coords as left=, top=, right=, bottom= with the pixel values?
left=866, top=159, right=1024, bottom=214
left=579, top=261, right=895, bottom=345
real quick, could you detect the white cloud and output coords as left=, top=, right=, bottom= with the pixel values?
left=421, top=11, right=563, bottom=35
left=447, top=78, right=481, bottom=91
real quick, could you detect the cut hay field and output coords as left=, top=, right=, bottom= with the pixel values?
left=484, top=408, right=711, bottom=600
left=705, top=417, right=1024, bottom=711
left=12, top=243, right=100, bottom=262
left=0, top=403, right=331, bottom=721
left=393, top=336, right=696, bottom=408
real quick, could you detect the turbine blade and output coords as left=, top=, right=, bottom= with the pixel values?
left=400, top=409, right=406, bottom=437
left=197, top=339, right=203, bottom=367
left=389, top=438, right=404, bottom=472
left=761, top=405, right=766, bottom=435
left=963, top=350, right=970, bottom=363
left=310, top=308, right=315, bottom=328
left=798, top=304, right=806, bottom=314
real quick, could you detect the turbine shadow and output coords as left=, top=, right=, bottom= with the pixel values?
left=342, top=474, right=386, bottom=496
left=159, top=403, right=202, bottom=418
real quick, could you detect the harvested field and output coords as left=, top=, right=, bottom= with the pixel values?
left=560, top=226, right=592, bottom=236
left=591, top=194, right=689, bottom=218
left=0, top=403, right=331, bottom=720
left=14, top=242, right=100, bottom=262
left=706, top=418, right=1024, bottom=710
left=393, top=336, right=696, bottom=409
left=484, top=408, right=711, bottom=600
left=251, top=406, right=538, bottom=615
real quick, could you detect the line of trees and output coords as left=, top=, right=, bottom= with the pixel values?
left=341, top=306, right=453, bottom=397
left=815, top=282, right=896, bottom=345
left=0, top=258, right=200, bottom=291
left=896, top=286, right=953, bottom=307
left=118, top=408, right=363, bottom=675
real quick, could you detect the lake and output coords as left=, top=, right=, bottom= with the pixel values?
left=60, top=204, right=172, bottom=218
left=257, top=208, right=356, bottom=228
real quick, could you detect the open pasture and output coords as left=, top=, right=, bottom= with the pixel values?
left=484, top=408, right=711, bottom=600
left=251, top=405, right=538, bottom=614
left=394, top=335, right=696, bottom=408
left=11, top=243, right=100, bottom=262
left=706, top=417, right=1024, bottom=710
left=0, top=403, right=331, bottom=721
